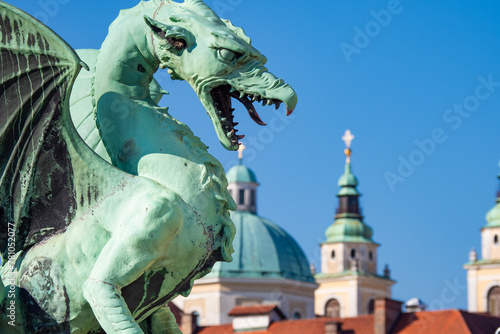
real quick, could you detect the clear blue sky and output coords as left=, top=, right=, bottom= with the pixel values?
left=10, top=0, right=500, bottom=311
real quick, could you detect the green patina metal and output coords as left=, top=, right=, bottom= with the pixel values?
left=206, top=211, right=315, bottom=283
left=0, top=1, right=297, bottom=333
left=226, top=164, right=258, bottom=184
left=337, top=163, right=360, bottom=196
left=484, top=166, right=500, bottom=229
left=325, top=217, right=375, bottom=244
left=325, top=162, right=376, bottom=244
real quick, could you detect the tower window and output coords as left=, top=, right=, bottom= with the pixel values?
left=331, top=250, right=336, bottom=260
left=239, top=189, right=245, bottom=205
left=495, top=235, right=499, bottom=245
left=325, top=299, right=340, bottom=317
left=350, top=249, right=356, bottom=259
left=488, top=286, right=500, bottom=316
left=292, top=311, right=302, bottom=319
left=367, top=299, right=375, bottom=314
left=369, top=251, right=373, bottom=261
left=250, top=189, right=256, bottom=206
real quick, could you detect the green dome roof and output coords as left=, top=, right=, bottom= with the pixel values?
left=484, top=169, right=500, bottom=228
left=337, top=164, right=360, bottom=196
left=325, top=216, right=375, bottom=243
left=226, top=164, right=257, bottom=183
left=325, top=162, right=375, bottom=244
left=206, top=211, right=315, bottom=283
left=485, top=201, right=500, bottom=228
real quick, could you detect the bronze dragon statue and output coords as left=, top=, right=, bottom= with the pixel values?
left=0, top=0, right=297, bottom=333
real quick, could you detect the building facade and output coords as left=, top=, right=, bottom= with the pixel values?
left=465, top=166, right=500, bottom=315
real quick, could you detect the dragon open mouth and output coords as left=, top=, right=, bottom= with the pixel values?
left=210, top=85, right=284, bottom=147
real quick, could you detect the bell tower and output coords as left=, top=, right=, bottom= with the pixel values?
left=465, top=163, right=500, bottom=316
left=314, top=130, right=395, bottom=318
left=226, top=144, right=258, bottom=213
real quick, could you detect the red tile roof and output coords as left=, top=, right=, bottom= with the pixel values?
left=197, top=315, right=374, bottom=334
left=228, top=305, right=280, bottom=316
left=392, top=309, right=500, bottom=334
left=198, top=310, right=500, bottom=334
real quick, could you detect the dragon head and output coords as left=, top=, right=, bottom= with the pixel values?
left=144, top=0, right=297, bottom=150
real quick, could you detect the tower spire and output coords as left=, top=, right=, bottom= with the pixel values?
left=325, top=130, right=373, bottom=243
left=337, top=130, right=360, bottom=206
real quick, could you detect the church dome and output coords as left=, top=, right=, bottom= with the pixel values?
left=325, top=216, right=374, bottom=243
left=205, top=211, right=315, bottom=283
left=486, top=201, right=500, bottom=227
left=226, top=164, right=257, bottom=183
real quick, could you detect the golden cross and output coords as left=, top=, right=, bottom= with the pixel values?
left=342, top=130, right=354, bottom=163
left=342, top=129, right=354, bottom=148
left=238, top=143, right=246, bottom=160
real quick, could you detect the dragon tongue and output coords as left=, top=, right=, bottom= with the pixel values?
left=230, top=91, right=267, bottom=126
left=246, top=104, right=266, bottom=126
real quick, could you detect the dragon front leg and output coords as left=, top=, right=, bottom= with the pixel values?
left=139, top=305, right=183, bottom=334
left=83, top=192, right=184, bottom=334
left=84, top=278, right=143, bottom=334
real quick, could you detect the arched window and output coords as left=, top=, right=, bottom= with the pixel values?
left=192, top=311, right=201, bottom=326
left=325, top=298, right=340, bottom=318
left=488, top=286, right=500, bottom=316
left=494, top=235, right=499, bottom=245
left=331, top=250, right=336, bottom=260
left=367, top=299, right=375, bottom=314
left=369, top=251, right=373, bottom=261
left=292, top=311, right=302, bottom=319
left=350, top=249, right=356, bottom=259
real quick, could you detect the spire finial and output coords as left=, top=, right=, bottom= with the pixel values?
left=342, top=129, right=354, bottom=163
left=238, top=143, right=246, bottom=164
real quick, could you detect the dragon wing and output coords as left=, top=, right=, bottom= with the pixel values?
left=0, top=2, right=86, bottom=258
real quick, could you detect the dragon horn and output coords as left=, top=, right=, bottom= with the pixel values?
left=184, top=0, right=211, bottom=10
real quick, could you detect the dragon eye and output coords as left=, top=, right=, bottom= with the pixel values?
left=218, top=49, right=235, bottom=61
left=218, top=49, right=243, bottom=62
